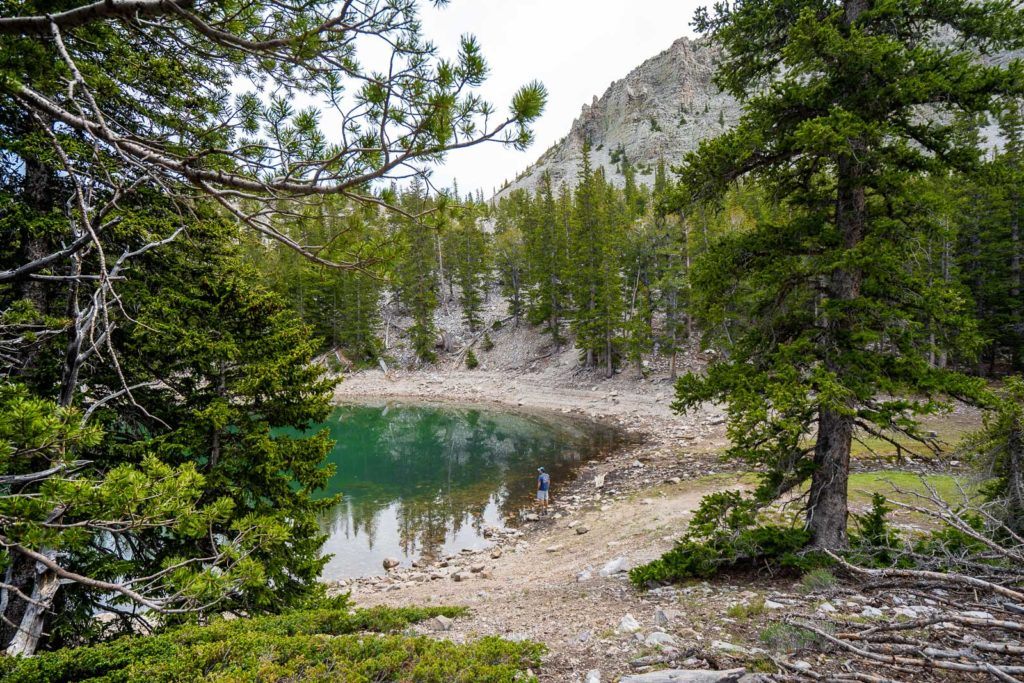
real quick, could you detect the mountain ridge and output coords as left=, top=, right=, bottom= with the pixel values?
left=495, top=36, right=739, bottom=199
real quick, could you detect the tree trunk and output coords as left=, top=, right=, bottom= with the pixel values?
left=808, top=407, right=854, bottom=548
left=0, top=553, right=37, bottom=653
left=1007, top=421, right=1024, bottom=535
left=2, top=120, right=64, bottom=655
left=605, top=330, right=613, bottom=379
left=4, top=551, right=60, bottom=657
left=1011, top=211, right=1022, bottom=371
left=806, top=6, right=868, bottom=544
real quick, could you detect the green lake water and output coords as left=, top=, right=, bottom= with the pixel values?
left=302, top=403, right=621, bottom=579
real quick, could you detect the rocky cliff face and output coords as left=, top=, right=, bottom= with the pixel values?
left=496, top=37, right=739, bottom=199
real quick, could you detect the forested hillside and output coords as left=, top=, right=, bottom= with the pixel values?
left=252, top=127, right=1023, bottom=381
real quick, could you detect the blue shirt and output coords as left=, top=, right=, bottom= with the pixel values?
left=538, top=473, right=550, bottom=491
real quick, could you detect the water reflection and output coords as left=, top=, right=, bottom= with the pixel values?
left=296, top=403, right=619, bottom=579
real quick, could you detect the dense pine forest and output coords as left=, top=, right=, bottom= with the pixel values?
left=254, top=134, right=1023, bottom=381
left=2, top=0, right=1024, bottom=680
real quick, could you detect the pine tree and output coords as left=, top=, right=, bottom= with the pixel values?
left=651, top=159, right=689, bottom=378
left=394, top=184, right=439, bottom=362
left=493, top=222, right=526, bottom=328
left=672, top=0, right=1023, bottom=549
left=448, top=205, right=490, bottom=332
left=959, top=104, right=1024, bottom=374
left=523, top=173, right=568, bottom=345
left=623, top=286, right=654, bottom=377
left=568, top=144, right=624, bottom=376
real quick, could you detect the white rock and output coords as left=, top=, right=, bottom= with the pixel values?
left=654, top=608, right=681, bottom=626
left=617, top=614, right=642, bottom=634
left=619, top=668, right=747, bottom=682
left=963, top=611, right=995, bottom=619
left=600, top=557, right=630, bottom=576
left=425, top=615, right=453, bottom=631
left=576, top=569, right=593, bottom=582
left=763, top=600, right=786, bottom=610
left=861, top=606, right=884, bottom=618
left=585, top=671, right=601, bottom=683
left=644, top=631, right=678, bottom=648
left=817, top=602, right=837, bottom=614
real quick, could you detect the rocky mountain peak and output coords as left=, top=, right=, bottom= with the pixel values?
left=496, top=37, right=740, bottom=199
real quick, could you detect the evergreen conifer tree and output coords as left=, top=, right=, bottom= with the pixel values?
left=672, top=0, right=1024, bottom=549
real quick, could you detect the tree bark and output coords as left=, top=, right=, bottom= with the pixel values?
left=1008, top=421, right=1024, bottom=535
left=807, top=148, right=864, bottom=548
left=3, top=550, right=60, bottom=657
left=808, top=406, right=854, bottom=548
left=1010, top=209, right=1021, bottom=371
left=806, top=0, right=868, bottom=544
left=2, top=120, right=64, bottom=655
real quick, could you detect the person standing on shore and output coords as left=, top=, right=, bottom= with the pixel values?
left=536, top=467, right=551, bottom=511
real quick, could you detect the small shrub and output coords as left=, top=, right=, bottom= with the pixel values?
left=629, top=523, right=812, bottom=586
left=726, top=597, right=766, bottom=619
left=481, top=333, right=495, bottom=352
left=748, top=657, right=778, bottom=673
left=465, top=349, right=479, bottom=369
left=759, top=622, right=828, bottom=652
left=798, top=568, right=837, bottom=594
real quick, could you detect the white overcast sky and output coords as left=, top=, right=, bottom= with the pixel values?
left=417, top=1, right=703, bottom=196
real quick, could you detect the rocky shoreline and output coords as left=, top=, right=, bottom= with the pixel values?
left=326, top=368, right=986, bottom=682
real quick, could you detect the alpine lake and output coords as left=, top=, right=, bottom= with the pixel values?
left=282, top=402, right=623, bottom=579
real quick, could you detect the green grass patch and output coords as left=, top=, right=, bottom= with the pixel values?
left=847, top=413, right=980, bottom=461
left=0, top=599, right=543, bottom=683
left=726, top=597, right=766, bottom=619
left=846, top=471, right=975, bottom=509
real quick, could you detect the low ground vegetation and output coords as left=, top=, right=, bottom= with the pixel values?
left=0, top=597, right=543, bottom=683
